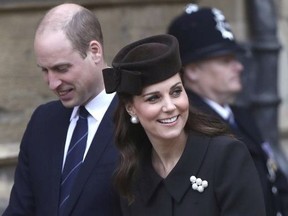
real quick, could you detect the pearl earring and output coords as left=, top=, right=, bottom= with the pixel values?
left=130, top=116, right=139, bottom=124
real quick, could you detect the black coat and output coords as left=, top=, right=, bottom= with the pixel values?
left=187, top=89, right=288, bottom=216
left=121, top=133, right=266, bottom=216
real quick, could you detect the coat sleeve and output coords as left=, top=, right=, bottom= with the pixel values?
left=213, top=138, right=266, bottom=216
left=2, top=111, right=38, bottom=215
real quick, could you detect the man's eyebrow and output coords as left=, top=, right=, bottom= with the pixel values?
left=52, top=63, right=71, bottom=68
left=37, top=63, right=71, bottom=70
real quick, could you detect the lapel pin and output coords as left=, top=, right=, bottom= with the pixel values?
left=190, top=175, right=208, bottom=193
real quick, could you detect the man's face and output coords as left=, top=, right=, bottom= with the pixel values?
left=185, top=54, right=243, bottom=104
left=34, top=30, right=103, bottom=108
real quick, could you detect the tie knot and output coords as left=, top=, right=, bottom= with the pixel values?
left=79, top=106, right=89, bottom=119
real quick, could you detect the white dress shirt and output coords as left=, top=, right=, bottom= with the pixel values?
left=62, top=90, right=115, bottom=168
left=203, top=97, right=234, bottom=121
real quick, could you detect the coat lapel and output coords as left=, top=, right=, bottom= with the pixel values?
left=139, top=133, right=210, bottom=204
left=187, top=90, right=223, bottom=119
left=164, top=133, right=210, bottom=202
left=231, top=106, right=263, bottom=144
left=231, top=106, right=267, bottom=159
left=45, top=103, right=73, bottom=215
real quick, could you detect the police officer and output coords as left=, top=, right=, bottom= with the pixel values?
left=168, top=4, right=288, bottom=216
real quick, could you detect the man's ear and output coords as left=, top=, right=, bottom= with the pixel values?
left=183, top=64, right=200, bottom=82
left=89, top=40, right=103, bottom=64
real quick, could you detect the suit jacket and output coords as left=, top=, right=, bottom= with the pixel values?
left=121, top=133, right=266, bottom=216
left=187, top=89, right=288, bottom=216
left=4, top=96, right=122, bottom=216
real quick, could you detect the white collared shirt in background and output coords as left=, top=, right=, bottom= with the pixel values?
left=203, top=97, right=233, bottom=121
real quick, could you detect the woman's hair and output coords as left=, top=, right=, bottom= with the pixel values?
left=113, top=81, right=230, bottom=204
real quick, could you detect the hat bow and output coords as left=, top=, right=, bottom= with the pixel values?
left=102, top=67, right=142, bottom=95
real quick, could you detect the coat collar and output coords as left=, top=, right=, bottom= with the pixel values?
left=138, top=132, right=210, bottom=204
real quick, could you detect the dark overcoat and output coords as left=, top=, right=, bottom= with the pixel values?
left=121, top=133, right=266, bottom=216
left=3, top=97, right=122, bottom=216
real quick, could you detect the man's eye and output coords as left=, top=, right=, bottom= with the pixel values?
left=41, top=68, right=48, bottom=73
left=57, top=67, right=69, bottom=72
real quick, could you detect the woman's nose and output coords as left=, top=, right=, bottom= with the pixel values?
left=162, top=97, right=176, bottom=112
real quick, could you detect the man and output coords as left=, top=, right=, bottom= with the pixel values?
left=4, top=3, right=121, bottom=216
left=168, top=4, right=288, bottom=216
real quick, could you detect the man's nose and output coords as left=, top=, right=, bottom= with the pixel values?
left=46, top=72, right=62, bottom=90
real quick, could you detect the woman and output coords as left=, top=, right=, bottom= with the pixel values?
left=102, top=34, right=266, bottom=215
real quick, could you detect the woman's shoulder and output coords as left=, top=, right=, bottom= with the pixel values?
left=190, top=131, right=238, bottom=143
left=190, top=132, right=248, bottom=154
left=210, top=134, right=239, bottom=145
left=208, top=134, right=251, bottom=160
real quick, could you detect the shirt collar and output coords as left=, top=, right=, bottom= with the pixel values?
left=203, top=97, right=232, bottom=120
left=70, top=90, right=115, bottom=121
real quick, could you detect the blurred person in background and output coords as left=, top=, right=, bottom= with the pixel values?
left=168, top=4, right=288, bottom=216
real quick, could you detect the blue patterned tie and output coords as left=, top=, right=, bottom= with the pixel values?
left=58, top=106, right=89, bottom=215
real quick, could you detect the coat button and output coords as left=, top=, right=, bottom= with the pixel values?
left=271, top=186, right=278, bottom=194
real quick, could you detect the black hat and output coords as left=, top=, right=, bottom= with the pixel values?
left=167, top=4, right=241, bottom=66
left=102, top=34, right=181, bottom=95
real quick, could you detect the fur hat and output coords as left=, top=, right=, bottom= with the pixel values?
left=102, top=34, right=181, bottom=95
left=167, top=4, right=241, bottom=66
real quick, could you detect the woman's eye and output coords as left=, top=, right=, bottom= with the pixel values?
left=171, top=88, right=182, bottom=97
left=146, top=95, right=160, bottom=103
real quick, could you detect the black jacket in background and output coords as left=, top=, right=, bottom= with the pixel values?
left=187, top=89, right=288, bottom=216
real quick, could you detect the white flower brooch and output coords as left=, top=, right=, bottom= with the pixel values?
left=190, top=175, right=208, bottom=193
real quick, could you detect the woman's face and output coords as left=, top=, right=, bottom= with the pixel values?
left=126, top=73, right=189, bottom=143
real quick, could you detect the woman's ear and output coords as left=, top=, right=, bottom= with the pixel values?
left=125, top=103, right=135, bottom=116
left=126, top=103, right=140, bottom=124
left=89, top=40, right=103, bottom=64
